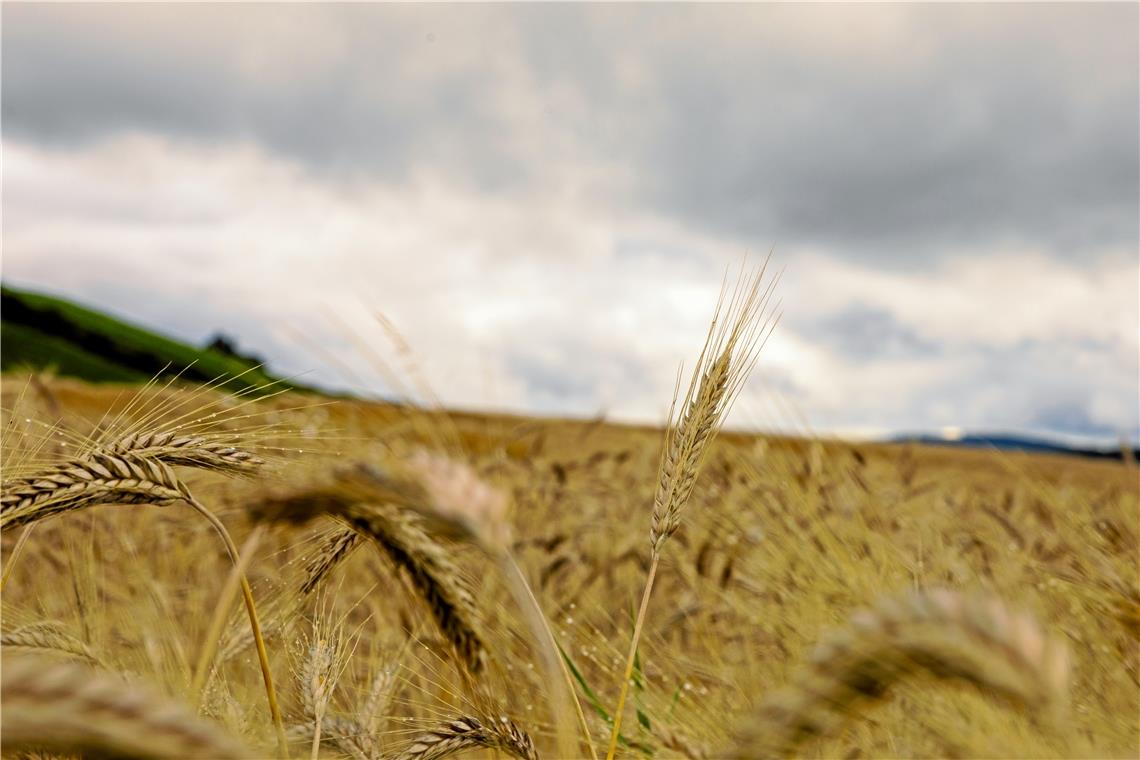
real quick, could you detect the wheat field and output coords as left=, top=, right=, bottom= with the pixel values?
left=1, top=308, right=1137, bottom=758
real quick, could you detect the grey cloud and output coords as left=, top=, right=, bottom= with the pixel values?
left=503, top=333, right=658, bottom=417
left=800, top=304, right=941, bottom=363
left=4, top=4, right=1136, bottom=262
left=632, top=6, right=1138, bottom=262
left=505, top=350, right=600, bottom=412
left=1030, top=402, right=1127, bottom=440
left=2, top=5, right=533, bottom=189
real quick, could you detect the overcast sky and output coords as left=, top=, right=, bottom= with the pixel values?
left=3, top=4, right=1137, bottom=444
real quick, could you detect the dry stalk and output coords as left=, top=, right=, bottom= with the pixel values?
left=256, top=459, right=591, bottom=760
left=728, top=589, right=1071, bottom=758
left=0, top=451, right=186, bottom=530
left=0, top=440, right=288, bottom=757
left=254, top=484, right=486, bottom=675
left=185, top=492, right=288, bottom=758
left=191, top=525, right=265, bottom=700
left=0, top=656, right=254, bottom=759
left=2, top=622, right=102, bottom=667
left=396, top=715, right=538, bottom=760
left=286, top=716, right=377, bottom=760
left=106, top=430, right=263, bottom=475
left=350, top=502, right=486, bottom=674
left=606, top=262, right=779, bottom=760
left=655, top=724, right=709, bottom=760
left=301, top=523, right=365, bottom=596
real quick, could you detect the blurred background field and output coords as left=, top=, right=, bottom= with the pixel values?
left=1, top=371, right=1136, bottom=758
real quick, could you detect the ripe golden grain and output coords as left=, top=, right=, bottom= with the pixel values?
left=396, top=715, right=539, bottom=760
left=255, top=480, right=486, bottom=674
left=1, top=656, right=253, bottom=759
left=728, top=589, right=1071, bottom=759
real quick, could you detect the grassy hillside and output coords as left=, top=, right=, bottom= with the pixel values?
left=1, top=322, right=148, bottom=383
left=1, top=284, right=302, bottom=393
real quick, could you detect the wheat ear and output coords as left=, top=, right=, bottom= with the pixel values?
left=254, top=487, right=485, bottom=674
left=0, top=451, right=186, bottom=530
left=285, top=660, right=394, bottom=760
left=215, top=524, right=360, bottom=664
left=728, top=589, right=1071, bottom=759
left=2, top=622, right=102, bottom=666
left=606, top=262, right=778, bottom=760
left=350, top=502, right=485, bottom=673
left=0, top=656, right=254, bottom=759
left=301, top=523, right=365, bottom=596
left=0, top=445, right=287, bottom=757
left=400, top=451, right=589, bottom=759
left=397, top=715, right=538, bottom=760
left=106, top=430, right=263, bottom=474
left=286, top=716, right=378, bottom=760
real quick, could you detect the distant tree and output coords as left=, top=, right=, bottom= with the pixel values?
left=206, top=333, right=265, bottom=367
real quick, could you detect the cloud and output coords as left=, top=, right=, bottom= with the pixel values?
left=802, top=305, right=942, bottom=363
left=632, top=5, right=1139, bottom=260
left=4, top=4, right=1136, bottom=262
left=0, top=137, right=736, bottom=420
left=2, top=6, right=1136, bottom=443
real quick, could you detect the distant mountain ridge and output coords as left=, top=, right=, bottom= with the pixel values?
left=0, top=283, right=309, bottom=395
left=892, top=432, right=1138, bottom=462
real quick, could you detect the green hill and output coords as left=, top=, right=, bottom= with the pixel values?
left=1, top=284, right=307, bottom=394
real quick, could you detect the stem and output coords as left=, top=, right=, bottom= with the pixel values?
left=604, top=553, right=660, bottom=760
left=503, top=553, right=598, bottom=760
left=186, top=496, right=289, bottom=759
left=310, top=706, right=324, bottom=760
left=0, top=524, right=36, bottom=591
left=191, top=525, right=263, bottom=697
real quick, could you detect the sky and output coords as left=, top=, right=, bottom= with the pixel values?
left=3, top=4, right=1137, bottom=444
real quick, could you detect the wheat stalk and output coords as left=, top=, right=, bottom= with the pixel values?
left=0, top=451, right=186, bottom=530
left=0, top=656, right=254, bottom=759
left=2, top=622, right=102, bottom=666
left=350, top=502, right=486, bottom=674
left=106, top=430, right=263, bottom=475
left=301, top=523, right=365, bottom=596
left=728, top=589, right=1071, bottom=759
left=397, top=715, right=538, bottom=760
left=286, top=717, right=378, bottom=760
left=255, top=485, right=486, bottom=674
left=606, top=262, right=779, bottom=760
left=0, top=439, right=288, bottom=756
left=655, top=724, right=709, bottom=760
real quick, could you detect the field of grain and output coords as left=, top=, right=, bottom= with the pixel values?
left=1, top=358, right=1137, bottom=758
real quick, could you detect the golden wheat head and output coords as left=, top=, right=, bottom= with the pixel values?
left=728, top=589, right=1071, bottom=759
left=397, top=715, right=539, bottom=760
left=253, top=474, right=486, bottom=674
left=649, top=262, right=779, bottom=553
left=1, top=656, right=254, bottom=759
left=0, top=451, right=187, bottom=530
left=1, top=622, right=103, bottom=667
